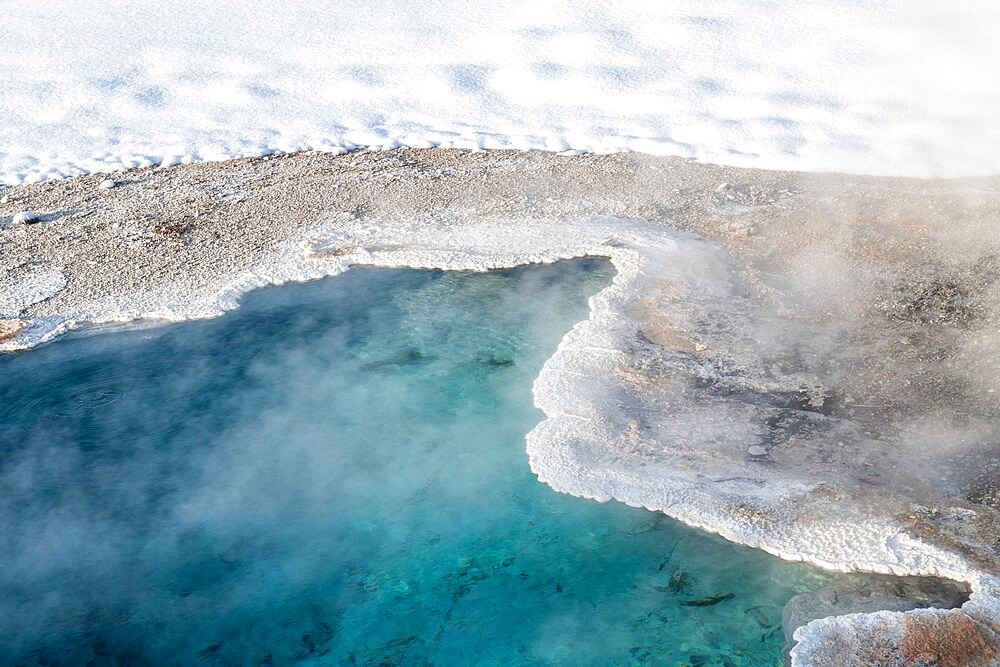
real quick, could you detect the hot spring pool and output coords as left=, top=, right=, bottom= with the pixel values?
left=0, top=259, right=829, bottom=665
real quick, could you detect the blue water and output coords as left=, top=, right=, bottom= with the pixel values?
left=0, top=260, right=827, bottom=666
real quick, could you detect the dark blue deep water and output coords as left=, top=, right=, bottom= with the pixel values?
left=0, top=260, right=826, bottom=665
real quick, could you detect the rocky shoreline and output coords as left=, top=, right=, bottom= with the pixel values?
left=3, top=148, right=1000, bottom=664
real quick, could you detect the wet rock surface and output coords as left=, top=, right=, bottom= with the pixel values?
left=782, top=574, right=971, bottom=663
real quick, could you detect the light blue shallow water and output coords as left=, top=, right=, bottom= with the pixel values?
left=0, top=260, right=828, bottom=666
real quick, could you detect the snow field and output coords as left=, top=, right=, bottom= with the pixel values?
left=1, top=1, right=998, bottom=184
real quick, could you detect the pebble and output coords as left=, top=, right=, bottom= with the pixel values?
left=747, top=446, right=768, bottom=457
left=12, top=210, right=40, bottom=225
left=99, top=179, right=117, bottom=190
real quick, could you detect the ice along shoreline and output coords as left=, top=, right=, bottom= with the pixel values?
left=3, top=148, right=1000, bottom=664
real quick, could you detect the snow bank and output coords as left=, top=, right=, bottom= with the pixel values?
left=1, top=1, right=998, bottom=184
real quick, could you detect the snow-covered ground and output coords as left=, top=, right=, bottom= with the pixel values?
left=1, top=1, right=997, bottom=185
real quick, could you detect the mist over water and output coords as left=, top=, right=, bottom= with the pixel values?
left=0, top=260, right=827, bottom=665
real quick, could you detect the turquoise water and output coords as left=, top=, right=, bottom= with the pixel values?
left=0, top=260, right=827, bottom=666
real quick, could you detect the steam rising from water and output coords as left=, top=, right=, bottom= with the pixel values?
left=0, top=260, right=828, bottom=665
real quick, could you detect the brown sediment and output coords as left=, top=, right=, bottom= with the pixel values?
left=0, top=318, right=26, bottom=341
left=900, top=611, right=998, bottom=667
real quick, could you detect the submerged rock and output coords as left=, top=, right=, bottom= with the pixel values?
left=681, top=592, right=735, bottom=607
